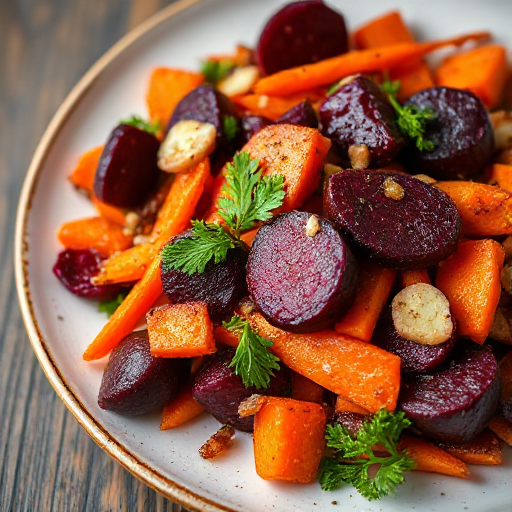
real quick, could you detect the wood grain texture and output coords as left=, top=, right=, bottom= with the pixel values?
left=0, top=0, right=189, bottom=510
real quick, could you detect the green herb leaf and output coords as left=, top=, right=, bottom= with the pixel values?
left=223, top=115, right=239, bottom=141
left=98, top=292, right=128, bottom=317
left=382, top=79, right=435, bottom=151
left=318, top=409, right=415, bottom=501
left=218, top=152, right=285, bottom=233
left=160, top=220, right=239, bottom=275
left=119, top=115, right=161, bottom=136
left=223, top=315, right=281, bottom=389
left=201, top=60, right=236, bottom=84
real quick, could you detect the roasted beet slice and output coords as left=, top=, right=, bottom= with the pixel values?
left=247, top=211, right=358, bottom=333
left=500, top=352, right=512, bottom=422
left=319, top=75, right=405, bottom=168
left=167, top=84, right=238, bottom=149
left=160, top=231, right=248, bottom=323
left=98, top=330, right=190, bottom=416
left=332, top=411, right=370, bottom=436
left=276, top=101, right=318, bottom=128
left=192, top=349, right=291, bottom=432
left=240, top=115, right=273, bottom=144
left=399, top=345, right=501, bottom=443
left=93, top=124, right=160, bottom=208
left=324, top=170, right=461, bottom=269
left=372, top=306, right=458, bottom=374
left=53, top=248, right=126, bottom=300
left=403, top=87, right=494, bottom=180
left=256, top=0, right=348, bottom=76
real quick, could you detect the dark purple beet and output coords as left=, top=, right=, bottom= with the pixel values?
left=247, top=211, right=358, bottom=333
left=319, top=75, right=405, bottom=167
left=53, top=249, right=126, bottom=300
left=372, top=306, right=458, bottom=374
left=276, top=101, right=318, bottom=128
left=93, top=124, right=160, bottom=208
left=98, top=330, right=190, bottom=415
left=240, top=115, right=273, bottom=143
left=191, top=349, right=291, bottom=432
left=160, top=231, right=248, bottom=323
left=324, top=170, right=461, bottom=269
left=403, top=87, right=494, bottom=180
left=500, top=352, right=512, bottom=422
left=256, top=0, right=348, bottom=76
left=167, top=84, right=238, bottom=149
left=332, top=411, right=370, bottom=436
left=399, top=345, right=501, bottom=443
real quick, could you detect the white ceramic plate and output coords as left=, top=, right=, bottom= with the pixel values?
left=15, top=0, right=512, bottom=510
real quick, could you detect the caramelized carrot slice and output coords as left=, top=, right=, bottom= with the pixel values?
left=57, top=216, right=133, bottom=257
left=489, top=416, right=512, bottom=446
left=245, top=310, right=401, bottom=413
left=291, top=372, right=325, bottom=404
left=438, top=429, right=502, bottom=466
left=437, top=239, right=504, bottom=344
left=69, top=145, right=104, bottom=192
left=334, top=396, right=371, bottom=415
left=487, top=163, right=512, bottom=194
left=253, top=397, right=326, bottom=483
left=92, top=197, right=126, bottom=226
left=401, top=269, right=431, bottom=288
left=160, top=384, right=205, bottom=430
left=335, top=261, right=397, bottom=342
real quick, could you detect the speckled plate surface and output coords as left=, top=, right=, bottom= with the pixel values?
left=15, top=0, right=512, bottom=510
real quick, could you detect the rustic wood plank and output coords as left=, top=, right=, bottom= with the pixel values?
left=0, top=0, right=189, bottom=510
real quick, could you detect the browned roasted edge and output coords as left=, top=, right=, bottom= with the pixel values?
left=14, top=1, right=237, bottom=511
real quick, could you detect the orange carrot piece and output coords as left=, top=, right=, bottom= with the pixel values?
left=435, top=45, right=507, bottom=109
left=96, top=160, right=210, bottom=284
left=436, top=181, right=512, bottom=236
left=291, top=372, right=325, bottom=404
left=245, top=310, right=401, bottom=413
left=83, top=255, right=163, bottom=361
left=398, top=436, right=470, bottom=478
left=437, top=239, right=504, bottom=344
left=253, top=397, right=326, bottom=483
left=243, top=124, right=331, bottom=212
left=92, top=197, right=126, bottom=226
left=240, top=227, right=259, bottom=248
left=334, top=396, right=371, bottom=415
left=489, top=416, right=512, bottom=446
left=57, top=216, right=133, bottom=257
left=401, top=269, right=431, bottom=288
left=438, top=429, right=502, bottom=466
left=334, top=261, right=397, bottom=342
left=352, top=11, right=434, bottom=101
left=146, top=302, right=216, bottom=358
left=160, top=385, right=205, bottom=430
left=69, top=145, right=104, bottom=192
left=213, top=325, right=239, bottom=348
left=487, top=163, right=512, bottom=194
left=146, top=68, right=204, bottom=128
left=232, top=90, right=324, bottom=121
left=254, top=32, right=490, bottom=96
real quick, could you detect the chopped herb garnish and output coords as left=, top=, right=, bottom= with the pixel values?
left=318, top=408, right=416, bottom=501
left=119, top=115, right=161, bottom=136
left=223, top=315, right=280, bottom=389
left=201, top=59, right=236, bottom=84
left=382, top=79, right=436, bottom=151
left=98, top=292, right=128, bottom=317
left=160, top=151, right=285, bottom=275
left=223, top=115, right=239, bottom=141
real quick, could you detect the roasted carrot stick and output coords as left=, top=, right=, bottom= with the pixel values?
left=160, top=385, right=205, bottom=430
left=213, top=325, right=239, bottom=348
left=487, top=163, right=512, bottom=194
left=435, top=45, right=507, bottom=109
left=437, top=239, right=504, bottom=344
left=438, top=429, right=502, bottom=466
left=254, top=32, right=489, bottom=96
left=398, top=436, right=470, bottom=478
left=83, top=255, right=163, bottom=361
left=91, top=197, right=127, bottom=226
left=352, top=11, right=434, bottom=101
left=291, top=372, right=325, bottom=404
left=334, top=261, right=397, bottom=342
left=401, top=269, right=431, bottom=288
left=489, top=416, right=512, bottom=446
left=69, top=145, right=104, bottom=192
left=245, top=310, right=401, bottom=413
left=436, top=181, right=512, bottom=236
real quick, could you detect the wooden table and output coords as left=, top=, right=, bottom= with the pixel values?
left=1, top=1, right=187, bottom=510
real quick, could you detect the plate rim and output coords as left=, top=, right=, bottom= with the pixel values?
left=14, top=1, right=236, bottom=510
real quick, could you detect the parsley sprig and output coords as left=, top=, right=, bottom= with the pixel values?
left=119, top=115, right=161, bottom=136
left=223, top=315, right=281, bottom=389
left=382, top=79, right=436, bottom=152
left=201, top=59, right=236, bottom=84
left=160, top=151, right=285, bottom=275
left=318, top=408, right=416, bottom=501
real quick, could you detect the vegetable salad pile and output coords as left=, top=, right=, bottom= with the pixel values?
left=53, top=0, right=512, bottom=501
